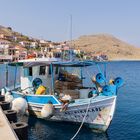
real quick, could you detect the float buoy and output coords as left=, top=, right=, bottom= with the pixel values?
left=88, top=89, right=97, bottom=98
left=5, top=94, right=14, bottom=103
left=96, top=73, right=105, bottom=84
left=41, top=102, right=54, bottom=118
left=114, top=77, right=124, bottom=88
left=12, top=97, right=28, bottom=115
left=59, top=95, right=72, bottom=112
left=61, top=94, right=72, bottom=102
left=102, top=85, right=111, bottom=96
left=102, top=85, right=117, bottom=96
left=32, top=78, right=42, bottom=88
left=1, top=88, right=6, bottom=95
left=5, top=91, right=11, bottom=96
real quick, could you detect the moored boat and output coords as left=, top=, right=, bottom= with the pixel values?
left=3, top=60, right=124, bottom=132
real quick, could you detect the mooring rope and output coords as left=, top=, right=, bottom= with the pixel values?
left=70, top=98, right=92, bottom=140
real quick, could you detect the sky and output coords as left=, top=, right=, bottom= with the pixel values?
left=0, top=0, right=140, bottom=47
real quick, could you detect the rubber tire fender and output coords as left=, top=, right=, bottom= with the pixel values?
left=0, top=101, right=10, bottom=110
left=12, top=122, right=28, bottom=140
left=0, top=95, right=5, bottom=102
left=4, top=110, right=17, bottom=123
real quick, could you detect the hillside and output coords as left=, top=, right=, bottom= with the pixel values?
left=72, top=34, right=140, bottom=60
left=0, top=25, right=31, bottom=41
left=1, top=25, right=140, bottom=60
left=0, top=25, right=13, bottom=36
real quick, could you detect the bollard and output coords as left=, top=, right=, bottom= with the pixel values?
left=12, top=122, right=28, bottom=140
left=0, top=95, right=5, bottom=102
left=4, top=110, right=17, bottom=123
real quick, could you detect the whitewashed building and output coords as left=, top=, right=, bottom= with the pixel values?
left=0, top=39, right=10, bottom=49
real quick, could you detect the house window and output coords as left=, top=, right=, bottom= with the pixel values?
left=39, top=66, right=46, bottom=75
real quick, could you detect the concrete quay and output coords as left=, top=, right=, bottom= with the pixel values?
left=0, top=106, right=18, bottom=140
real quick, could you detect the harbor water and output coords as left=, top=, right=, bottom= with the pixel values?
left=0, top=61, right=140, bottom=140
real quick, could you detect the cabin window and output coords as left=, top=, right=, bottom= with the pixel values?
left=55, top=66, right=59, bottom=74
left=39, top=66, right=46, bottom=75
left=24, top=68, right=28, bottom=77
left=29, top=67, right=32, bottom=76
left=49, top=65, right=53, bottom=75
left=24, top=67, right=32, bottom=76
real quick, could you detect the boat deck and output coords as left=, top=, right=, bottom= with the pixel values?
left=72, top=95, right=116, bottom=106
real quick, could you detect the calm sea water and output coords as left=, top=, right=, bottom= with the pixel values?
left=1, top=61, right=140, bottom=140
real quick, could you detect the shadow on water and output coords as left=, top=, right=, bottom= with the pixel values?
left=21, top=115, right=110, bottom=140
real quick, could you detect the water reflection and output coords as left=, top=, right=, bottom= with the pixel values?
left=20, top=115, right=110, bottom=140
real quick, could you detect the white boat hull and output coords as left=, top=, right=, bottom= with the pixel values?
left=27, top=96, right=116, bottom=132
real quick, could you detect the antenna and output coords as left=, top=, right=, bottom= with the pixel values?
left=70, top=15, right=72, bottom=46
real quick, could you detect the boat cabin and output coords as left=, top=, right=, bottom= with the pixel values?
left=9, top=60, right=120, bottom=100
left=20, top=63, right=59, bottom=94
left=18, top=61, right=94, bottom=99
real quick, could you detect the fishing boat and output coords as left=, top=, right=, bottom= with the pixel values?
left=3, top=60, right=123, bottom=132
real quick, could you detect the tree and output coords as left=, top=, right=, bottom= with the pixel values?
left=7, top=27, right=12, bottom=30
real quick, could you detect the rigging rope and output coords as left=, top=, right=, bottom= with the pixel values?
left=70, top=98, right=92, bottom=140
left=85, top=68, right=98, bottom=90
left=69, top=48, right=107, bottom=139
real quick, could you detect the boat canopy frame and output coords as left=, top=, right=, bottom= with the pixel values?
left=8, top=61, right=97, bottom=67
left=7, top=60, right=108, bottom=95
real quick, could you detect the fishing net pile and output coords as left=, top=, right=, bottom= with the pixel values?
left=55, top=70, right=82, bottom=99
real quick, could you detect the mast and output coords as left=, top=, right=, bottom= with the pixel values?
left=70, top=15, right=73, bottom=61
left=50, top=63, right=54, bottom=94
left=14, top=64, right=17, bottom=89
left=6, top=63, right=8, bottom=87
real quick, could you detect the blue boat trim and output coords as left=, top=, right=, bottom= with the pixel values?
left=11, top=91, right=61, bottom=105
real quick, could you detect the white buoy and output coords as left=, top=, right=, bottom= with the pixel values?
left=41, top=103, right=54, bottom=118
left=61, top=94, right=72, bottom=102
left=5, top=91, right=11, bottom=96
left=5, top=95, right=14, bottom=102
left=1, top=88, right=6, bottom=95
left=12, top=97, right=28, bottom=115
